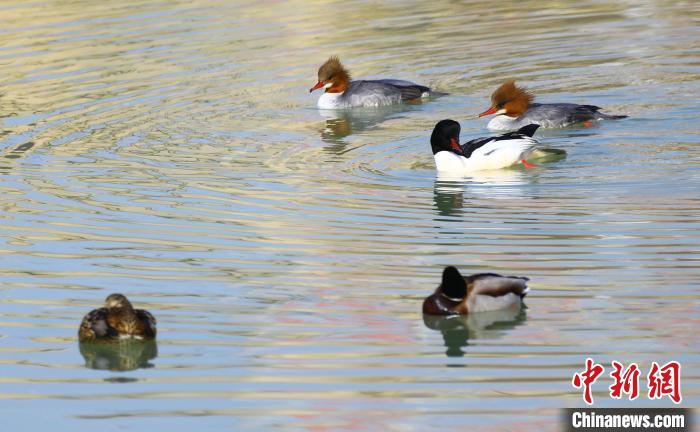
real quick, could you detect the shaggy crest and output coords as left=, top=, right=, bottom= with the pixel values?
left=318, top=56, right=351, bottom=82
left=489, top=81, right=534, bottom=117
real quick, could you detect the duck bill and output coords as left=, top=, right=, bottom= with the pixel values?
left=309, top=80, right=325, bottom=93
left=449, top=138, right=464, bottom=156
left=478, top=106, right=499, bottom=117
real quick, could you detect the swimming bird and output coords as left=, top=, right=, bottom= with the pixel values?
left=78, top=294, right=156, bottom=342
left=431, top=119, right=544, bottom=174
left=478, top=80, right=627, bottom=130
left=423, top=266, right=530, bottom=315
left=309, top=56, right=435, bottom=108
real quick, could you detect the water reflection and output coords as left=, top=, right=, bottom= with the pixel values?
left=423, top=309, right=527, bottom=357
left=433, top=181, right=465, bottom=217
left=79, top=340, right=158, bottom=372
left=5, top=142, right=35, bottom=159
left=433, top=171, right=530, bottom=216
left=435, top=168, right=530, bottom=184
left=318, top=105, right=418, bottom=148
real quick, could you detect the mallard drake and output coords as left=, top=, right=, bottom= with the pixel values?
left=423, top=266, right=530, bottom=315
left=78, top=294, right=156, bottom=341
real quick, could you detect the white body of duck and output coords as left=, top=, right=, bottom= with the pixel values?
left=431, top=120, right=541, bottom=175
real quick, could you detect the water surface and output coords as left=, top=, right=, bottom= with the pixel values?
left=0, top=1, right=698, bottom=430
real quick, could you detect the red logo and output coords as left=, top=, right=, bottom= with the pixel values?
left=609, top=361, right=640, bottom=400
left=573, top=359, right=682, bottom=405
left=572, top=358, right=605, bottom=405
left=647, top=361, right=682, bottom=404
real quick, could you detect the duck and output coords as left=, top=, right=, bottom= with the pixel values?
left=78, top=293, right=156, bottom=342
left=309, top=56, right=436, bottom=109
left=423, top=266, right=530, bottom=315
left=478, top=80, right=627, bottom=130
left=431, top=119, right=544, bottom=174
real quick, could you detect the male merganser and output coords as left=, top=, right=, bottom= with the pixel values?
left=431, top=119, right=542, bottom=174
left=423, top=266, right=530, bottom=315
left=78, top=294, right=156, bottom=341
left=478, top=81, right=627, bottom=130
left=309, top=56, right=434, bottom=109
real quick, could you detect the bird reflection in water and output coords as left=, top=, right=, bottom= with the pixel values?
left=423, top=308, right=527, bottom=357
left=433, top=180, right=466, bottom=217
left=433, top=169, right=534, bottom=218
left=318, top=105, right=419, bottom=151
left=79, top=339, right=158, bottom=371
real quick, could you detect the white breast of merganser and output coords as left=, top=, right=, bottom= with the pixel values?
left=317, top=92, right=346, bottom=109
left=487, top=114, right=539, bottom=131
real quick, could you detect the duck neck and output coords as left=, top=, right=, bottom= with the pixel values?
left=326, top=70, right=350, bottom=94
left=111, top=305, right=136, bottom=319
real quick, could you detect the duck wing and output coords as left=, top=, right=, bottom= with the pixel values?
left=527, top=103, right=610, bottom=125
left=470, top=135, right=539, bottom=163
left=466, top=273, right=530, bottom=298
left=461, top=124, right=539, bottom=159
left=372, top=79, right=430, bottom=100
left=504, top=124, right=540, bottom=138
left=135, top=309, right=157, bottom=338
left=461, top=137, right=496, bottom=158
left=79, top=308, right=118, bottom=340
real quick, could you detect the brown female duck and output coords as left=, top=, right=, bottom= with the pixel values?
left=78, top=294, right=156, bottom=341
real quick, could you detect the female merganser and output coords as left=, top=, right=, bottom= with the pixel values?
left=423, top=266, right=530, bottom=315
left=309, top=56, right=434, bottom=109
left=431, top=119, right=542, bottom=174
left=78, top=294, right=156, bottom=342
left=478, top=81, right=627, bottom=130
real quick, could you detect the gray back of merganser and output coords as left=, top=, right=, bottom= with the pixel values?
left=335, top=79, right=430, bottom=108
left=489, top=102, right=628, bottom=130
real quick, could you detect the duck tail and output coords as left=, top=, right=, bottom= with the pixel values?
left=428, top=90, right=449, bottom=97
left=595, top=111, right=628, bottom=120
